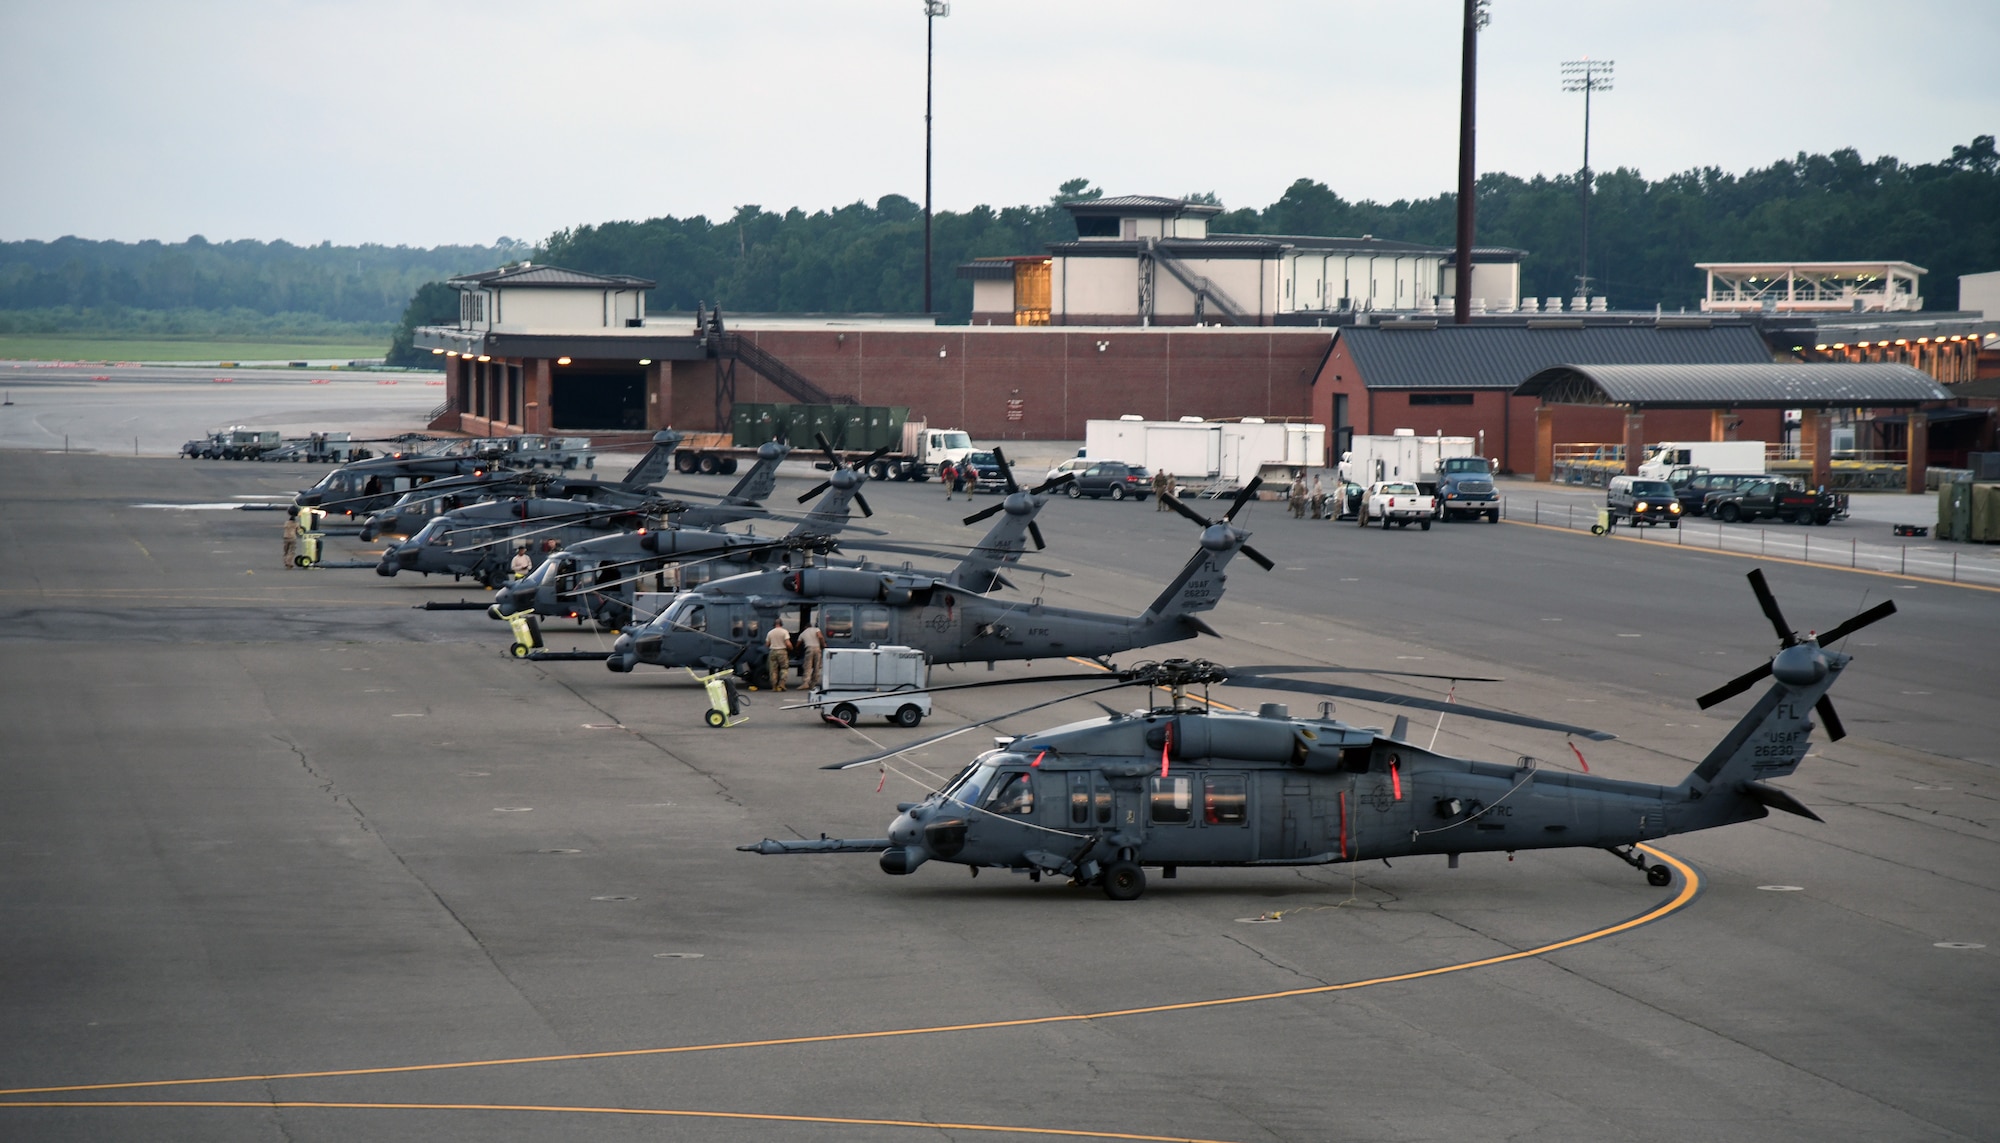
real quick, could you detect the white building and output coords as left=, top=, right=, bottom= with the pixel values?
left=1696, top=261, right=1926, bottom=314
left=449, top=263, right=656, bottom=332
left=960, top=195, right=1522, bottom=326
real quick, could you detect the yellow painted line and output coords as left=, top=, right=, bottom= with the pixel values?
left=1502, top=518, right=2000, bottom=595
left=130, top=539, right=152, bottom=561
left=0, top=1101, right=1237, bottom=1142
left=0, top=846, right=1698, bottom=1099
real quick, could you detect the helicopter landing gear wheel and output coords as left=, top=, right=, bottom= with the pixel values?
left=704, top=709, right=727, bottom=728
left=509, top=643, right=530, bottom=659
left=1646, top=864, right=1672, bottom=887
left=892, top=704, right=923, bottom=728
left=1101, top=861, right=1146, bottom=901
left=829, top=703, right=859, bottom=727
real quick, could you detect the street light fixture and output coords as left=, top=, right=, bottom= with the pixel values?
left=923, top=1, right=950, bottom=316
left=1560, top=58, right=1613, bottom=303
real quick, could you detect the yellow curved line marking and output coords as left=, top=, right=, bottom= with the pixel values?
left=0, top=1101, right=1236, bottom=1142
left=0, top=846, right=1698, bottom=1100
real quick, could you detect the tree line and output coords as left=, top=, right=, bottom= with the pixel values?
left=537, top=137, right=2000, bottom=318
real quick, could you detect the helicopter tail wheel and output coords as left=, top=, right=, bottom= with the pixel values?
left=704, top=709, right=727, bottom=728
left=1646, top=864, right=1672, bottom=887
left=1101, top=861, right=1146, bottom=901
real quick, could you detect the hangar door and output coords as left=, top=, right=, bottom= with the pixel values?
left=551, top=369, right=645, bottom=431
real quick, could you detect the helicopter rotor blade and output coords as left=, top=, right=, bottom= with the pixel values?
left=1159, top=492, right=1214, bottom=529
left=1814, top=599, right=1897, bottom=647
left=1028, top=520, right=1046, bottom=550
left=1230, top=665, right=1506, bottom=683
left=1217, top=674, right=1615, bottom=741
left=1814, top=695, right=1847, bottom=741
left=992, top=446, right=1021, bottom=495
left=814, top=431, right=842, bottom=470
left=1238, top=543, right=1276, bottom=572
left=1695, top=661, right=1774, bottom=710
left=796, top=481, right=832, bottom=504
left=823, top=678, right=1141, bottom=769
left=853, top=492, right=874, bottom=518
left=1028, top=473, right=1075, bottom=497
left=1221, top=477, right=1264, bottom=524
left=961, top=501, right=1006, bottom=526
left=1746, top=569, right=1797, bottom=648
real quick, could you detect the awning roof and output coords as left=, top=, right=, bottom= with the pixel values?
left=1515, top=363, right=1953, bottom=408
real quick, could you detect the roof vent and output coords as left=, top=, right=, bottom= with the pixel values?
left=1528, top=318, right=1586, bottom=330
left=1380, top=319, right=1438, bottom=331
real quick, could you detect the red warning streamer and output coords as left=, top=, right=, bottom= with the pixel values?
left=1568, top=741, right=1591, bottom=774
left=1390, top=759, right=1402, bottom=800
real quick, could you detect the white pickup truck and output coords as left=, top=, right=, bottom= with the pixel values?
left=1359, top=481, right=1435, bottom=530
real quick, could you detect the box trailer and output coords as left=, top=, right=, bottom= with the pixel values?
left=1084, top=417, right=1323, bottom=489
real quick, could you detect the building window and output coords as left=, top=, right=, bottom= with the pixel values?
left=1075, top=216, right=1118, bottom=239
left=1410, top=393, right=1475, bottom=406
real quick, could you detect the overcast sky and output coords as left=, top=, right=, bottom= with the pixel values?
left=3, top=0, right=1994, bottom=248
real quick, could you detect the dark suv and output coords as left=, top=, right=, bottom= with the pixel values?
left=1672, top=471, right=1763, bottom=517
left=1606, top=475, right=1683, bottom=527
left=961, top=451, right=1007, bottom=492
left=1065, top=461, right=1152, bottom=500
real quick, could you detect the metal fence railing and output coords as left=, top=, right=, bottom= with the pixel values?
left=1503, top=496, right=2000, bottom=587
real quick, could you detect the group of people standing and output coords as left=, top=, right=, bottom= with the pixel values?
left=761, top=619, right=825, bottom=693
left=1288, top=473, right=1331, bottom=519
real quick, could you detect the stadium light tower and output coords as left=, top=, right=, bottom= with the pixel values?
left=1452, top=0, right=1491, bottom=325
left=923, top=1, right=950, bottom=315
left=1560, top=57, right=1613, bottom=302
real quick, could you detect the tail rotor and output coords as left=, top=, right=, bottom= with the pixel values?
left=1695, top=569, right=1896, bottom=741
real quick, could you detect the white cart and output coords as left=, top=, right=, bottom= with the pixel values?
left=812, top=646, right=931, bottom=728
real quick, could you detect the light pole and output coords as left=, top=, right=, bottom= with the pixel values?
left=1452, top=0, right=1490, bottom=325
left=923, top=1, right=950, bottom=316
left=1560, top=58, right=1613, bottom=303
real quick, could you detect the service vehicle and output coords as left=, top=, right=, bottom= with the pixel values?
left=1706, top=479, right=1847, bottom=525
left=1065, top=461, right=1153, bottom=501
left=1637, top=440, right=1767, bottom=481
left=1360, top=481, right=1434, bottom=529
left=1667, top=469, right=1764, bottom=516
left=1606, top=475, right=1683, bottom=527
left=671, top=403, right=977, bottom=481
left=1433, top=455, right=1501, bottom=522
left=807, top=645, right=932, bottom=728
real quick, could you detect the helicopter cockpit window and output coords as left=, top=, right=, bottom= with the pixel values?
left=858, top=606, right=890, bottom=642
left=984, top=771, right=1035, bottom=815
left=1070, top=772, right=1113, bottom=825
left=941, top=756, right=1012, bottom=810
left=821, top=605, right=855, bottom=641
left=1149, top=776, right=1194, bottom=825
left=1204, top=775, right=1247, bottom=825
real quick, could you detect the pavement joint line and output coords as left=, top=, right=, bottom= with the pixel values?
left=0, top=1101, right=1242, bottom=1143
left=0, top=846, right=1698, bottom=1100
left=1501, top=518, right=2000, bottom=595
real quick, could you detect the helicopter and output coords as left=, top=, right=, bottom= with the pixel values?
left=602, top=453, right=1248, bottom=679
left=291, top=436, right=549, bottom=516
left=487, top=437, right=891, bottom=632
left=739, top=570, right=1895, bottom=900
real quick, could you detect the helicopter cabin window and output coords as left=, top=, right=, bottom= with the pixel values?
left=1203, top=775, right=1248, bottom=825
left=1069, top=772, right=1113, bottom=825
left=821, top=605, right=855, bottom=641
left=858, top=605, right=890, bottom=643
left=984, top=771, right=1035, bottom=815
left=1149, top=776, right=1194, bottom=825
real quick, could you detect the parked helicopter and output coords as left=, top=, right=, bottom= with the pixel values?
left=488, top=438, right=887, bottom=633
left=740, top=570, right=1895, bottom=900
left=603, top=459, right=1256, bottom=680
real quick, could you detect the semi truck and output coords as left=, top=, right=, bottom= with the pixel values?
left=1082, top=417, right=1324, bottom=490
left=669, top=404, right=976, bottom=481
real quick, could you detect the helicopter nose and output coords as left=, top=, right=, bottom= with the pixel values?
left=606, top=632, right=635, bottom=673
left=357, top=520, right=379, bottom=541
left=878, top=846, right=928, bottom=875
left=491, top=588, right=517, bottom=613
left=296, top=493, right=322, bottom=507
left=887, top=809, right=922, bottom=847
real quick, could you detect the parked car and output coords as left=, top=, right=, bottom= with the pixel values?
left=1704, top=479, right=1847, bottom=525
left=1670, top=471, right=1763, bottom=517
left=1328, top=479, right=1366, bottom=520
left=1065, top=461, right=1152, bottom=500
left=1360, top=481, right=1434, bottom=529
left=1606, top=475, right=1683, bottom=528
left=1044, top=456, right=1091, bottom=485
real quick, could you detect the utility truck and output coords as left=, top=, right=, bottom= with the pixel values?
left=1637, top=441, right=1766, bottom=482
left=811, top=645, right=932, bottom=728
left=1340, top=432, right=1497, bottom=522
left=1083, top=416, right=1323, bottom=490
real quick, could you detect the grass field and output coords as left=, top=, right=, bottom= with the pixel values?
left=0, top=335, right=389, bottom=363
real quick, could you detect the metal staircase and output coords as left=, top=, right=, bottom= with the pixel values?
left=1145, top=241, right=1251, bottom=325
left=695, top=305, right=857, bottom=427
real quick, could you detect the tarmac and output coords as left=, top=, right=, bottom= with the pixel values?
left=2, top=438, right=1997, bottom=1141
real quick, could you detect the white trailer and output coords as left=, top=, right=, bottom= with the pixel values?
left=1637, top=441, right=1767, bottom=481
left=810, top=645, right=931, bottom=728
left=1084, top=417, right=1324, bottom=489
left=1339, top=431, right=1477, bottom=487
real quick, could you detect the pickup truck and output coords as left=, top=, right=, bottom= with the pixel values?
left=1359, top=481, right=1434, bottom=530
left=1705, top=479, right=1847, bottom=525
